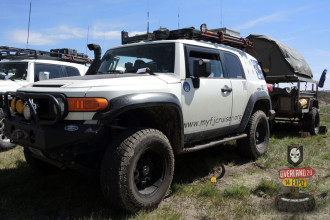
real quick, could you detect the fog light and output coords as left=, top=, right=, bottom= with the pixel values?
left=23, top=105, right=31, bottom=120
left=11, top=99, right=16, bottom=112
left=16, top=100, right=25, bottom=114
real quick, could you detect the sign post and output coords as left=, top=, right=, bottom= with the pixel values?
left=275, top=145, right=316, bottom=212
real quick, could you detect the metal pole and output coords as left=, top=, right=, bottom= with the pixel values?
left=26, top=1, right=32, bottom=49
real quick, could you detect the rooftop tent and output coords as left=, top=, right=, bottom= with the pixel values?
left=246, top=35, right=313, bottom=83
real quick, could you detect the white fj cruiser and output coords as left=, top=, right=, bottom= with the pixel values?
left=1, top=25, right=274, bottom=212
left=0, top=47, right=90, bottom=151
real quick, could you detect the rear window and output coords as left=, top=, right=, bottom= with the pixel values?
left=223, top=53, right=244, bottom=79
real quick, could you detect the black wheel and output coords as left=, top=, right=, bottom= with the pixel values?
left=237, top=111, right=270, bottom=159
left=275, top=193, right=315, bottom=212
left=303, top=108, right=320, bottom=135
left=100, top=128, right=174, bottom=212
left=0, top=109, right=17, bottom=152
left=24, top=147, right=59, bottom=174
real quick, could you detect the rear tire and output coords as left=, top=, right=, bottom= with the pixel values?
left=100, top=128, right=174, bottom=213
left=237, top=111, right=270, bottom=159
left=303, top=108, right=320, bottom=135
left=0, top=109, right=17, bottom=152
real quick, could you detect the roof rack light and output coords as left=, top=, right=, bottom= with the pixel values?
left=121, top=23, right=253, bottom=50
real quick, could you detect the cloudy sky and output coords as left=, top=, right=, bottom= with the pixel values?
left=1, top=0, right=329, bottom=89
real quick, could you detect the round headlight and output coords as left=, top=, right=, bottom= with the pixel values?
left=16, top=100, right=25, bottom=114
left=23, top=105, right=31, bottom=120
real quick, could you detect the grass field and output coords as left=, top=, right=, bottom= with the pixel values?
left=0, top=106, right=329, bottom=220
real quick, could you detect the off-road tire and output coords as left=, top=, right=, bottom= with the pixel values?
left=100, top=128, right=174, bottom=213
left=275, top=193, right=315, bottom=212
left=24, top=147, right=59, bottom=174
left=303, top=108, right=320, bottom=135
left=237, top=110, right=269, bottom=159
left=0, top=109, right=17, bottom=151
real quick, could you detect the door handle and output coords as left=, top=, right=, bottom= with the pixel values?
left=221, top=87, right=232, bottom=93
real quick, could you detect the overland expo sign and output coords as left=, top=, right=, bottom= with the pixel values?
left=279, top=168, right=316, bottom=179
left=282, top=178, right=307, bottom=187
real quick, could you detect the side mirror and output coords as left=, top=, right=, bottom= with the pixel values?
left=193, top=59, right=211, bottom=78
left=39, top=71, right=50, bottom=81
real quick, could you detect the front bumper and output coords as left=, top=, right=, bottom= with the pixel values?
left=4, top=117, right=101, bottom=150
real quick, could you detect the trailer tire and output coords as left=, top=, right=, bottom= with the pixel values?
left=303, top=108, right=320, bottom=135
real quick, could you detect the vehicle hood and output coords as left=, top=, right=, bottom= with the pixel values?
left=26, top=74, right=178, bottom=88
left=0, top=80, right=29, bottom=93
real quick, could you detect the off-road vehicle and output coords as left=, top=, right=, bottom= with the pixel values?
left=247, top=35, right=326, bottom=135
left=0, top=46, right=91, bottom=151
left=1, top=25, right=274, bottom=212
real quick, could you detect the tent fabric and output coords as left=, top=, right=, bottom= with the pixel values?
left=246, top=34, right=313, bottom=81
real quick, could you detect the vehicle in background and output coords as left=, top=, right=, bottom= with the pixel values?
left=0, top=46, right=91, bottom=151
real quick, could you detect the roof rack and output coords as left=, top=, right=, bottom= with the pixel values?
left=0, top=46, right=92, bottom=64
left=121, top=24, right=253, bottom=50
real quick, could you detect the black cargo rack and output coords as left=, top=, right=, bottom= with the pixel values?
left=121, top=24, right=253, bottom=50
left=0, top=46, right=92, bottom=64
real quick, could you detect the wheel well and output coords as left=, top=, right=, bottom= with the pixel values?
left=253, top=99, right=270, bottom=115
left=110, top=106, right=182, bottom=153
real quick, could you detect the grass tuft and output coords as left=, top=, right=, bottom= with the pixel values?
left=223, top=185, right=250, bottom=199
left=253, top=179, right=280, bottom=197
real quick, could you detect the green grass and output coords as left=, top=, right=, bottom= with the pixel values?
left=0, top=106, right=329, bottom=219
left=223, top=185, right=250, bottom=199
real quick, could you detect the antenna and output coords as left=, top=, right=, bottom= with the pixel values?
left=147, top=0, right=150, bottom=33
left=26, top=1, right=32, bottom=49
left=220, top=0, right=223, bottom=27
left=178, top=7, right=180, bottom=29
left=86, top=25, right=89, bottom=55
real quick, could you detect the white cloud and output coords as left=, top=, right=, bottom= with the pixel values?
left=235, top=12, right=285, bottom=30
left=7, top=29, right=55, bottom=45
left=6, top=24, right=145, bottom=46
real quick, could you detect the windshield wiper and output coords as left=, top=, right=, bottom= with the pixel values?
left=98, top=70, right=124, bottom=74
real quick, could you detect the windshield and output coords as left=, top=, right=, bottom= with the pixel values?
left=0, top=62, right=28, bottom=80
left=97, top=43, right=175, bottom=74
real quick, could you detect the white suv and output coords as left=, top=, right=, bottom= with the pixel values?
left=0, top=47, right=90, bottom=151
left=2, top=26, right=274, bottom=212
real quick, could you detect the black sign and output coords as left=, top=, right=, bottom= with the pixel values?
left=287, top=145, right=303, bottom=167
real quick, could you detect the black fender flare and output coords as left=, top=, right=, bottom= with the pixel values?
left=238, top=91, right=272, bottom=133
left=93, top=92, right=184, bottom=148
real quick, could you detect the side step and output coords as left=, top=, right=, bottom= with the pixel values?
left=179, top=134, right=247, bottom=154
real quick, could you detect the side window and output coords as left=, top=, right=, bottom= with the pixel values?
left=251, top=60, right=265, bottom=80
left=223, top=53, right=244, bottom=79
left=34, top=64, right=63, bottom=81
left=65, top=66, right=80, bottom=77
left=186, top=46, right=223, bottom=78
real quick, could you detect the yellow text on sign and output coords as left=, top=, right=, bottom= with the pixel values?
left=281, top=178, right=307, bottom=187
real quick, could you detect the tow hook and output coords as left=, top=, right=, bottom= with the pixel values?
left=11, top=129, right=29, bottom=140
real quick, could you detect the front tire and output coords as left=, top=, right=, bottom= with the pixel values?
left=237, top=111, right=270, bottom=159
left=0, top=109, right=17, bottom=152
left=100, top=128, right=174, bottom=212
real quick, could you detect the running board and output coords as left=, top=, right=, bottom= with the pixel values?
left=179, top=134, right=247, bottom=154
